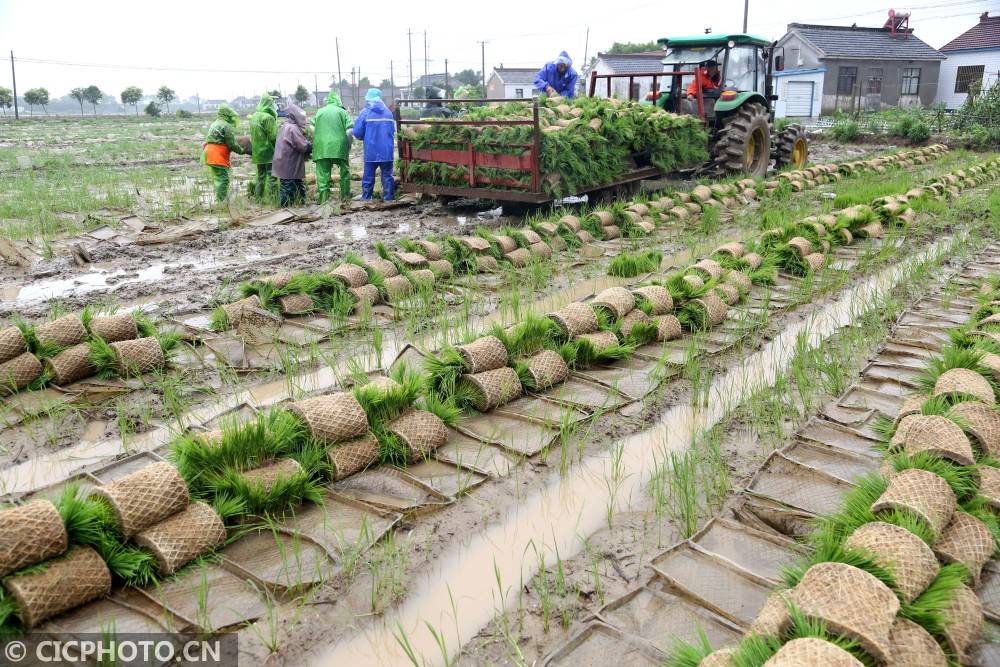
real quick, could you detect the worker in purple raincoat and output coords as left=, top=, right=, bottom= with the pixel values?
left=534, top=51, right=579, bottom=99
left=271, top=104, right=312, bottom=206
left=351, top=88, right=395, bottom=201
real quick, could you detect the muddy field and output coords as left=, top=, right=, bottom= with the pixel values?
left=1, top=113, right=999, bottom=667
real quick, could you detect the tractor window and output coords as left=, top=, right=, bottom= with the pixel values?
left=725, top=46, right=758, bottom=92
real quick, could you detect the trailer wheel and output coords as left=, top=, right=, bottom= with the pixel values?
left=773, top=123, right=809, bottom=170
left=710, top=102, right=771, bottom=178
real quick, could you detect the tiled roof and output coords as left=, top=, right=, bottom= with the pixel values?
left=941, top=13, right=1000, bottom=51
left=789, top=23, right=944, bottom=61
left=596, top=52, right=664, bottom=74
left=492, top=68, right=537, bottom=85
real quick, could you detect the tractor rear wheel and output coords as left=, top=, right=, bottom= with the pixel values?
left=710, top=102, right=771, bottom=178
left=773, top=123, right=809, bottom=170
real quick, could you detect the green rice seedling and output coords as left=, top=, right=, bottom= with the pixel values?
left=474, top=226, right=505, bottom=259
left=489, top=313, right=562, bottom=358
left=651, top=451, right=700, bottom=538
left=607, top=250, right=662, bottom=278
left=354, top=365, right=425, bottom=427
left=871, top=395, right=956, bottom=445
left=913, top=344, right=1000, bottom=400
left=780, top=533, right=898, bottom=595
left=663, top=628, right=714, bottom=667
left=442, top=237, right=480, bottom=275
left=898, top=563, right=972, bottom=642
left=208, top=306, right=230, bottom=332
left=424, top=346, right=467, bottom=398
left=557, top=337, right=632, bottom=370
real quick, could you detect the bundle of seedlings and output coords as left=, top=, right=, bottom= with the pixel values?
left=607, top=249, right=662, bottom=278
left=235, top=270, right=355, bottom=320
left=87, top=327, right=179, bottom=380
left=426, top=334, right=524, bottom=412
left=486, top=314, right=570, bottom=392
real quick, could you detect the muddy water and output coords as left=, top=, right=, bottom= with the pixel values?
left=312, top=238, right=955, bottom=666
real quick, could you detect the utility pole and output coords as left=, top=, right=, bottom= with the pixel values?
left=196, top=92, right=201, bottom=115
left=582, top=27, right=590, bottom=95
left=478, top=41, right=487, bottom=98
left=10, top=51, right=18, bottom=120
left=351, top=68, right=357, bottom=113
left=445, top=59, right=450, bottom=98
left=336, top=38, right=344, bottom=107
left=742, top=0, right=749, bottom=33
left=390, top=61, right=396, bottom=103
left=314, top=74, right=319, bottom=107
left=407, top=29, right=414, bottom=96
left=423, top=30, right=428, bottom=88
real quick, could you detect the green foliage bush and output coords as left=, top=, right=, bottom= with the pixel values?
left=176, top=109, right=193, bottom=119
left=829, top=117, right=860, bottom=142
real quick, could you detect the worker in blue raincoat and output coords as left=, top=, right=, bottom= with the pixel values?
left=351, top=88, right=395, bottom=201
left=534, top=51, right=579, bottom=99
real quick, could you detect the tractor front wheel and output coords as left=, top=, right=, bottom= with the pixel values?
left=710, top=102, right=771, bottom=178
left=774, top=123, right=809, bottom=170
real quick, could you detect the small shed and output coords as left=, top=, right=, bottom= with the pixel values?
left=773, top=68, right=826, bottom=119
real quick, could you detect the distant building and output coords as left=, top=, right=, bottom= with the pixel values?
left=202, top=99, right=226, bottom=111
left=935, top=12, right=1000, bottom=109
left=486, top=67, right=538, bottom=99
left=587, top=52, right=664, bottom=100
left=230, top=96, right=261, bottom=112
left=776, top=15, right=945, bottom=115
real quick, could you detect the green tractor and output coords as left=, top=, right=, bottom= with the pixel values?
left=591, top=33, right=808, bottom=178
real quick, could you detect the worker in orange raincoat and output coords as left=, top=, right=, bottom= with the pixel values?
left=202, top=104, right=246, bottom=203
left=686, top=60, right=721, bottom=101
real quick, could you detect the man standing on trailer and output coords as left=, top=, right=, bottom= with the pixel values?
left=534, top=51, right=579, bottom=99
left=351, top=88, right=395, bottom=202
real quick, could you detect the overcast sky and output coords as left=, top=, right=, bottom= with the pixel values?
left=0, top=0, right=997, bottom=102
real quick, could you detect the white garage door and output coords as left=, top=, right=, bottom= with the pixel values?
left=784, top=81, right=814, bottom=117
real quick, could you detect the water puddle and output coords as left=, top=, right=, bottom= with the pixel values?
left=313, top=239, right=953, bottom=666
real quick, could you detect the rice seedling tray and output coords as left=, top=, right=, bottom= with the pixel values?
left=538, top=620, right=666, bottom=667
left=835, top=383, right=905, bottom=416
left=432, top=433, right=519, bottom=478
left=454, top=412, right=561, bottom=457
left=781, top=440, right=879, bottom=483
left=745, top=451, right=854, bottom=517
left=220, top=529, right=335, bottom=593
left=689, top=518, right=806, bottom=584
left=331, top=466, right=452, bottom=514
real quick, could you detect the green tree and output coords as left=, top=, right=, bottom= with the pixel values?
left=267, top=89, right=282, bottom=99
left=70, top=87, right=86, bottom=115
left=156, top=86, right=176, bottom=113
left=294, top=84, right=309, bottom=105
left=144, top=101, right=161, bottom=117
left=454, top=69, right=481, bottom=86
left=0, top=87, right=11, bottom=116
left=82, top=85, right=103, bottom=115
left=607, top=41, right=660, bottom=54
left=379, top=79, right=392, bottom=89
left=121, top=86, right=143, bottom=116
left=24, top=88, right=49, bottom=114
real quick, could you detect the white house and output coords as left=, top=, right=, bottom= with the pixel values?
left=486, top=68, right=539, bottom=99
left=588, top=52, right=664, bottom=100
left=935, top=12, right=1000, bottom=109
left=202, top=99, right=226, bottom=111
left=773, top=67, right=826, bottom=119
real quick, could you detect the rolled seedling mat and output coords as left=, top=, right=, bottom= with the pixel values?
left=3, top=545, right=111, bottom=629
left=744, top=252, right=764, bottom=270
left=748, top=592, right=791, bottom=636
left=626, top=203, right=649, bottom=216
left=279, top=293, right=316, bottom=315
left=0, top=499, right=68, bottom=577
left=690, top=259, right=723, bottom=280
left=591, top=211, right=614, bottom=226
left=635, top=220, right=656, bottom=234
left=698, top=648, right=737, bottom=667
left=690, top=185, right=712, bottom=202
left=428, top=259, right=454, bottom=278
left=887, top=618, right=948, bottom=667
left=682, top=274, right=705, bottom=291
left=524, top=349, right=570, bottom=390
left=652, top=315, right=683, bottom=342
left=457, top=236, right=491, bottom=253
left=933, top=368, right=996, bottom=405
left=45, top=343, right=96, bottom=386
left=894, top=395, right=927, bottom=425
left=134, top=502, right=226, bottom=577
left=408, top=269, right=436, bottom=287
left=414, top=240, right=443, bottom=260
left=858, top=222, right=884, bottom=239
left=236, top=307, right=282, bottom=346
left=349, top=284, right=381, bottom=310
left=618, top=309, right=650, bottom=338
left=459, top=367, right=523, bottom=412
left=762, top=638, right=864, bottom=667
left=0, top=325, right=26, bottom=364
left=520, top=229, right=542, bottom=245
left=261, top=272, right=293, bottom=288
left=899, top=414, right=975, bottom=466
left=0, top=352, right=42, bottom=394
left=91, top=461, right=189, bottom=538
left=602, top=225, right=620, bottom=240
left=787, top=237, right=813, bottom=258
left=575, top=229, right=594, bottom=244
left=715, top=283, right=740, bottom=306
left=365, top=257, right=399, bottom=278
left=931, top=511, right=995, bottom=584
left=383, top=275, right=415, bottom=302
left=979, top=465, right=1000, bottom=509
left=529, top=242, right=552, bottom=259
left=692, top=294, right=729, bottom=327
left=535, top=223, right=558, bottom=237
left=329, top=432, right=380, bottom=481
left=393, top=251, right=429, bottom=268
left=547, top=302, right=599, bottom=337
left=668, top=206, right=690, bottom=220
left=575, top=330, right=619, bottom=350
left=221, top=295, right=263, bottom=327
left=804, top=253, right=825, bottom=272
left=723, top=270, right=752, bottom=295
left=475, top=255, right=499, bottom=273
left=504, top=248, right=531, bottom=267
left=978, top=352, right=1000, bottom=383
left=871, top=468, right=956, bottom=540
left=591, top=287, right=635, bottom=320
left=34, top=313, right=88, bottom=350
left=713, top=242, right=745, bottom=258
left=559, top=215, right=581, bottom=232
left=495, top=235, right=519, bottom=253
left=241, top=458, right=304, bottom=493
left=632, top=286, right=673, bottom=315
left=789, top=562, right=899, bottom=663
left=110, top=337, right=165, bottom=377
left=808, top=222, right=827, bottom=236
left=387, top=409, right=450, bottom=463
left=89, top=313, right=139, bottom=343
left=288, top=392, right=369, bottom=445
left=844, top=521, right=938, bottom=604
left=330, top=262, right=369, bottom=288
left=979, top=312, right=1000, bottom=328
left=456, top=336, right=508, bottom=374
left=941, top=584, right=983, bottom=662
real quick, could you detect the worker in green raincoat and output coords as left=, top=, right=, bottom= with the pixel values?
left=312, top=91, right=353, bottom=203
left=202, top=104, right=245, bottom=203
left=248, top=93, right=278, bottom=202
